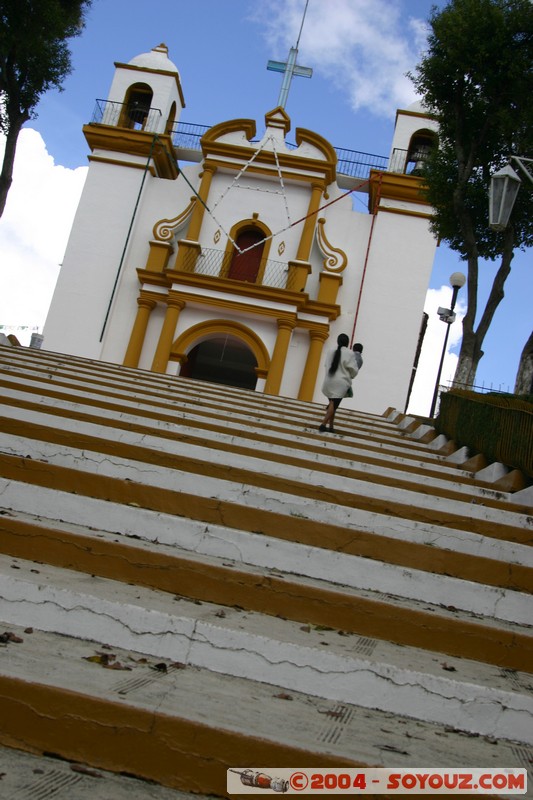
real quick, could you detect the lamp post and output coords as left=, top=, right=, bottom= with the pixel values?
left=429, top=271, right=466, bottom=418
left=489, top=156, right=533, bottom=231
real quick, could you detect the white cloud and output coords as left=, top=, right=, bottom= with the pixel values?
left=407, top=285, right=467, bottom=417
left=253, top=0, right=429, bottom=116
left=0, top=128, right=87, bottom=344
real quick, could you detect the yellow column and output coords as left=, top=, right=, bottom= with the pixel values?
left=295, top=183, right=324, bottom=262
left=123, top=296, right=157, bottom=368
left=264, top=318, right=295, bottom=396
left=298, top=328, right=329, bottom=401
left=174, top=165, right=216, bottom=273
left=187, top=164, right=215, bottom=240
left=151, top=296, right=185, bottom=373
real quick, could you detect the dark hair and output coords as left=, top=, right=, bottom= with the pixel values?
left=328, top=333, right=349, bottom=375
left=353, top=342, right=363, bottom=352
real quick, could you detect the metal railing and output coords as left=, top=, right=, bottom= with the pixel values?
left=91, top=99, right=162, bottom=133
left=88, top=105, right=425, bottom=181
left=334, top=146, right=388, bottom=178
left=179, top=246, right=296, bottom=291
left=171, top=121, right=388, bottom=180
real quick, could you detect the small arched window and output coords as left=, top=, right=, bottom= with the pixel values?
left=405, top=130, right=437, bottom=175
left=228, top=228, right=266, bottom=283
left=120, top=83, right=154, bottom=130
left=165, top=101, right=177, bottom=136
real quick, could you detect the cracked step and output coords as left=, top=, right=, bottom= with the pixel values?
left=1, top=553, right=532, bottom=744
left=0, top=476, right=531, bottom=629
left=1, top=623, right=532, bottom=798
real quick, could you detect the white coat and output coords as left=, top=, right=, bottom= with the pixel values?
left=321, top=346, right=358, bottom=399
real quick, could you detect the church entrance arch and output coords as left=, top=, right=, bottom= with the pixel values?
left=182, top=335, right=257, bottom=389
left=172, top=321, right=270, bottom=391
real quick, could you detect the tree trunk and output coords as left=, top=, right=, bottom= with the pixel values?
left=514, top=329, right=533, bottom=395
left=453, top=225, right=515, bottom=389
left=0, top=115, right=26, bottom=219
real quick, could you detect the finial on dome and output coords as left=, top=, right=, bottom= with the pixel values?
left=153, top=43, right=169, bottom=54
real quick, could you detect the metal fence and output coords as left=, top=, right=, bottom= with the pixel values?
left=181, top=246, right=297, bottom=291
left=91, top=99, right=162, bottom=133
left=171, top=122, right=388, bottom=179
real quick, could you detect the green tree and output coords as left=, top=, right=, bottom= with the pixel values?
left=410, top=0, right=533, bottom=389
left=0, top=0, right=92, bottom=217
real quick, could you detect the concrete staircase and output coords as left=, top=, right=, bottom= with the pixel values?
left=0, top=344, right=531, bottom=798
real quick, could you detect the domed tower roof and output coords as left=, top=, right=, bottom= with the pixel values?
left=128, top=43, right=180, bottom=77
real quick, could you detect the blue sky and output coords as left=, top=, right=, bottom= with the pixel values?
left=0, top=0, right=530, bottom=414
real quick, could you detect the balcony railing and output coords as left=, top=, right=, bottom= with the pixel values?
left=171, top=122, right=388, bottom=181
left=91, top=99, right=162, bottom=133
left=88, top=103, right=424, bottom=183
left=179, top=246, right=297, bottom=291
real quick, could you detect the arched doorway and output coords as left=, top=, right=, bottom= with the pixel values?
left=180, top=334, right=258, bottom=390
left=227, top=228, right=265, bottom=283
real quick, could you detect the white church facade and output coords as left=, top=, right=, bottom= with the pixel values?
left=43, top=43, right=439, bottom=414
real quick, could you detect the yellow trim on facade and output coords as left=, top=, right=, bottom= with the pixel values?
left=123, top=294, right=158, bottom=368
left=170, top=319, right=271, bottom=374
left=298, top=325, right=330, bottom=401
left=164, top=287, right=299, bottom=322
left=87, top=155, right=156, bottom=176
left=114, top=61, right=186, bottom=107
left=83, top=126, right=178, bottom=180
left=200, top=118, right=336, bottom=185
left=376, top=205, right=434, bottom=220
left=316, top=217, right=348, bottom=273
left=166, top=270, right=308, bottom=313
left=201, top=158, right=328, bottom=185
left=264, top=106, right=291, bottom=136
left=152, top=198, right=196, bottom=241
left=151, top=296, right=186, bottom=373
left=264, top=317, right=296, bottom=395
left=368, top=169, right=429, bottom=210
left=394, top=108, right=436, bottom=123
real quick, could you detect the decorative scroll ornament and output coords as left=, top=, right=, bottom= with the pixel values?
left=152, top=197, right=196, bottom=242
left=316, top=217, right=347, bottom=273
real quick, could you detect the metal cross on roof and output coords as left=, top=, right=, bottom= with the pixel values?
left=267, top=0, right=312, bottom=109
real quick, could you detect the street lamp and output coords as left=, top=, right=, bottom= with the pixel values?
left=489, top=156, right=533, bottom=231
left=429, top=271, right=466, bottom=418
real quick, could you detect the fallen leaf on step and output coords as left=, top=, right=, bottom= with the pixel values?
left=0, top=631, right=23, bottom=644
left=84, top=652, right=116, bottom=665
left=273, top=692, right=293, bottom=701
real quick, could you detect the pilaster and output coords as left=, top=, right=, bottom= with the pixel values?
left=151, top=296, right=186, bottom=373
left=123, top=295, right=157, bottom=368
left=298, top=327, right=329, bottom=401
left=264, top=318, right=296, bottom=396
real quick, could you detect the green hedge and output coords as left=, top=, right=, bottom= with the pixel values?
left=436, top=389, right=533, bottom=477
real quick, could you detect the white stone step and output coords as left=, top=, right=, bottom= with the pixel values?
left=0, top=457, right=531, bottom=627
left=1, top=622, right=532, bottom=798
left=1, top=407, right=530, bottom=545
left=0, top=745, right=210, bottom=800
left=2, top=554, right=532, bottom=744
left=0, top=363, right=439, bottom=463
left=0, top=345, right=451, bottom=453
left=1, top=502, right=531, bottom=674
left=0, top=385, right=512, bottom=499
